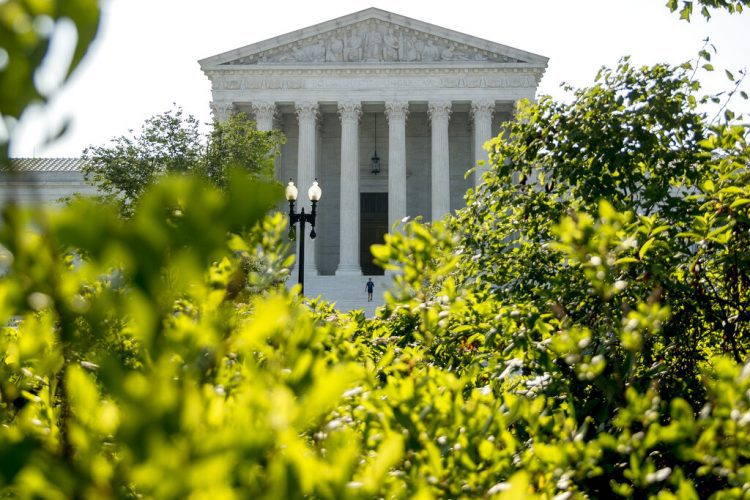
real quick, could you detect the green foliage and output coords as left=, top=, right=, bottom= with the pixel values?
left=203, top=112, right=281, bottom=188
left=0, top=0, right=101, bottom=163
left=666, top=0, right=750, bottom=20
left=0, top=89, right=748, bottom=500
left=367, top=54, right=750, bottom=496
left=3, top=0, right=750, bottom=497
left=449, top=58, right=749, bottom=408
left=82, top=108, right=283, bottom=215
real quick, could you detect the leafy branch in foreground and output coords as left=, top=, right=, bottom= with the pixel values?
left=667, top=0, right=749, bottom=20
left=0, top=0, right=101, bottom=163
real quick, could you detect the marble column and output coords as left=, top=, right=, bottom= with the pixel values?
left=210, top=101, right=234, bottom=122
left=428, top=101, right=452, bottom=222
left=471, top=101, right=494, bottom=187
left=295, top=101, right=319, bottom=275
left=336, top=101, right=362, bottom=275
left=252, top=101, right=276, bottom=131
left=385, top=101, right=409, bottom=231
left=252, top=101, right=278, bottom=177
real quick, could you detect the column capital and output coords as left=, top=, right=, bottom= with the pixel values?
left=385, top=101, right=409, bottom=122
left=210, top=101, right=234, bottom=122
left=471, top=100, right=495, bottom=122
left=428, top=101, right=452, bottom=122
left=295, top=101, right=319, bottom=121
left=337, top=101, right=362, bottom=121
left=251, top=101, right=277, bottom=120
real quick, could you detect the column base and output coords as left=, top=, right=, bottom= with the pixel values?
left=289, top=266, right=319, bottom=279
left=335, top=265, right=363, bottom=276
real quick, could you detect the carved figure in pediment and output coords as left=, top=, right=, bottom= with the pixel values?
left=421, top=40, right=440, bottom=62
left=402, top=36, right=419, bottom=62
left=345, top=30, right=364, bottom=62
left=274, top=51, right=295, bottom=62
left=313, top=41, right=326, bottom=61
left=326, top=38, right=344, bottom=62
left=294, top=40, right=326, bottom=62
left=413, top=39, right=425, bottom=61
left=364, top=29, right=383, bottom=61
left=220, top=21, right=521, bottom=65
left=439, top=45, right=467, bottom=61
left=382, top=28, right=399, bottom=61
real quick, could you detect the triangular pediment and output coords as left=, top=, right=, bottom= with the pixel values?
left=199, top=8, right=548, bottom=68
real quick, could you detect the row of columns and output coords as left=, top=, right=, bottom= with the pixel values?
left=223, top=99, right=497, bottom=276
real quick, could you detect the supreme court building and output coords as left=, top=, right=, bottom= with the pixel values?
left=199, top=8, right=548, bottom=283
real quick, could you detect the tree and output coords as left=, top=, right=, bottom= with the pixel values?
left=450, top=57, right=750, bottom=401
left=371, top=54, right=750, bottom=497
left=82, top=107, right=282, bottom=215
left=202, top=112, right=280, bottom=187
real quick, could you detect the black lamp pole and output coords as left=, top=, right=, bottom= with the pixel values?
left=286, top=179, right=320, bottom=296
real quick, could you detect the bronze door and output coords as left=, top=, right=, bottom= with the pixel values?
left=360, top=193, right=388, bottom=276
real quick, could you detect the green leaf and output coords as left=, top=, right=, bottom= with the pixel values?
left=361, top=434, right=405, bottom=493
left=699, top=135, right=717, bottom=150
left=680, top=2, right=693, bottom=20
left=66, top=364, right=101, bottom=427
left=615, top=257, right=640, bottom=265
left=639, top=237, right=656, bottom=260
left=497, top=472, right=533, bottom=500
left=718, top=186, right=745, bottom=195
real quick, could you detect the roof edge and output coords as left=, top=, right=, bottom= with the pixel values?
left=4, top=157, right=87, bottom=173
left=198, top=7, right=548, bottom=68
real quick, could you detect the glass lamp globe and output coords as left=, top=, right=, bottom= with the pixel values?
left=285, top=179, right=298, bottom=201
left=308, top=180, right=322, bottom=202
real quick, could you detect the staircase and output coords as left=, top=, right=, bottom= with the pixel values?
left=288, top=274, right=390, bottom=317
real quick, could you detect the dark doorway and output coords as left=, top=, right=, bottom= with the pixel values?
left=360, top=193, right=388, bottom=276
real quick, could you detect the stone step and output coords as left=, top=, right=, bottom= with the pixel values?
left=286, top=274, right=391, bottom=317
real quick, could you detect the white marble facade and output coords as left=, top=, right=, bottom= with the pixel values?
left=200, top=7, right=548, bottom=277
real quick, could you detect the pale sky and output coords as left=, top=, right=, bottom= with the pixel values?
left=12, top=0, right=750, bottom=158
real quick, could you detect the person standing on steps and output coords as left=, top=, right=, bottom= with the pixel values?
left=365, top=278, right=375, bottom=302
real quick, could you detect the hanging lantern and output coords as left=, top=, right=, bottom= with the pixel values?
left=371, top=113, right=380, bottom=174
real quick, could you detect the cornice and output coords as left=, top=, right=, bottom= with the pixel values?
left=203, top=62, right=544, bottom=74
left=205, top=65, right=546, bottom=82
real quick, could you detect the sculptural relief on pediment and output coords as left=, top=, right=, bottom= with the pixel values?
left=223, top=20, right=524, bottom=65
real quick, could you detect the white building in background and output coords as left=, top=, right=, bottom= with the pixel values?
left=199, top=8, right=547, bottom=284
left=2, top=8, right=548, bottom=313
left=0, top=158, right=97, bottom=206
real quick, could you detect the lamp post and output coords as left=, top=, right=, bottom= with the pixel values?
left=286, top=178, right=322, bottom=295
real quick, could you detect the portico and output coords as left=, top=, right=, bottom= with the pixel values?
left=199, top=7, right=547, bottom=284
